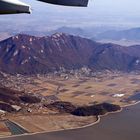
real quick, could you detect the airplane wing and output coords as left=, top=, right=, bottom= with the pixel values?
left=0, top=0, right=89, bottom=14
left=0, top=0, right=31, bottom=14
left=38, top=0, right=89, bottom=7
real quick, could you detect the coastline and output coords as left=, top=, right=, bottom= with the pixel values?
left=0, top=101, right=140, bottom=139
left=121, top=101, right=140, bottom=108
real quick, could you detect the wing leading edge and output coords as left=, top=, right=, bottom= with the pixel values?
left=38, top=0, right=89, bottom=7
left=0, top=0, right=89, bottom=14
left=0, top=0, right=31, bottom=14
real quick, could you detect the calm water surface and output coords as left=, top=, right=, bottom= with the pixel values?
left=4, top=120, right=28, bottom=135
left=1, top=103, right=140, bottom=140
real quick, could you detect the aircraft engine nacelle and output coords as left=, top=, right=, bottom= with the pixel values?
left=38, top=0, right=89, bottom=7
left=0, top=0, right=31, bottom=14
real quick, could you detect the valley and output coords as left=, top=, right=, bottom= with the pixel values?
left=0, top=33, right=140, bottom=137
left=0, top=71, right=139, bottom=137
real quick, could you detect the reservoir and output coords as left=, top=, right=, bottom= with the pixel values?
left=1, top=103, right=140, bottom=140
left=4, top=120, right=28, bottom=135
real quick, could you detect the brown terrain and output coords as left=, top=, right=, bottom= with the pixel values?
left=0, top=71, right=139, bottom=137
left=0, top=34, right=139, bottom=137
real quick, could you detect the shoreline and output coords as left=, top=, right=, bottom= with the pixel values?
left=0, top=101, right=140, bottom=139
left=121, top=100, right=140, bottom=108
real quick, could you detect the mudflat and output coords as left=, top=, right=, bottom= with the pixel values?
left=0, top=103, right=140, bottom=140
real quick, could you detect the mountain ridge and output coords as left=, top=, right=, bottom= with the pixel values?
left=0, top=33, right=140, bottom=74
left=95, top=27, right=140, bottom=41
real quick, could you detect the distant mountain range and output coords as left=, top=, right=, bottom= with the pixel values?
left=0, top=33, right=140, bottom=74
left=20, top=26, right=113, bottom=38
left=4, top=26, right=140, bottom=44
left=46, top=26, right=140, bottom=46
left=48, top=27, right=140, bottom=42
left=94, top=27, right=140, bottom=41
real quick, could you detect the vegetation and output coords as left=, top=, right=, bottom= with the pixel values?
left=72, top=103, right=121, bottom=116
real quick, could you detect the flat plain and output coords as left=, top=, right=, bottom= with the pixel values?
left=1, top=72, right=140, bottom=136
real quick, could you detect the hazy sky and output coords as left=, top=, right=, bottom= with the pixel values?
left=0, top=0, right=140, bottom=33
left=27, top=0, right=140, bottom=15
